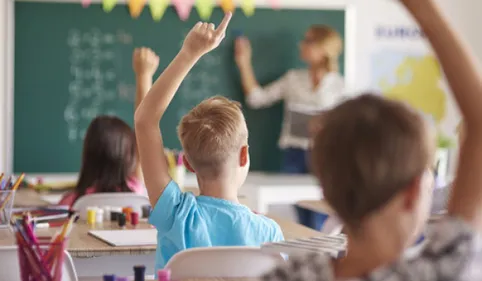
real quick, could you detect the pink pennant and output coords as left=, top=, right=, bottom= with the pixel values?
left=267, top=0, right=280, bottom=10
left=81, top=0, right=91, bottom=8
left=172, top=0, right=195, bottom=21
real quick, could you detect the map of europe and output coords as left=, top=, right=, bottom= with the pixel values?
left=372, top=50, right=447, bottom=125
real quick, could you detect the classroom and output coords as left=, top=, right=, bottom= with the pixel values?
left=1, top=0, right=482, bottom=280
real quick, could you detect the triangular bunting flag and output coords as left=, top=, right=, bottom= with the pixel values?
left=268, top=0, right=280, bottom=10
left=172, top=0, right=196, bottom=21
left=241, top=0, right=255, bottom=16
left=149, top=0, right=170, bottom=21
left=103, top=0, right=117, bottom=12
left=195, top=0, right=215, bottom=20
left=81, top=0, right=91, bottom=8
left=128, top=0, right=146, bottom=18
left=220, top=0, right=235, bottom=13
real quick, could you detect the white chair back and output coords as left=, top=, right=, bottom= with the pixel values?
left=0, top=246, right=78, bottom=281
left=164, top=246, right=284, bottom=279
left=72, top=193, right=150, bottom=220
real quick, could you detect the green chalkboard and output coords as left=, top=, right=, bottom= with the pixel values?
left=14, top=2, right=345, bottom=173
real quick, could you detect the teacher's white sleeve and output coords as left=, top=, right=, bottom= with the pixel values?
left=319, top=72, right=347, bottom=109
left=245, top=71, right=292, bottom=109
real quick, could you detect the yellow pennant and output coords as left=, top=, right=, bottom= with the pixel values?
left=220, top=0, right=235, bottom=14
left=195, top=0, right=214, bottom=20
left=149, top=0, right=170, bottom=21
left=241, top=0, right=254, bottom=16
left=128, top=0, right=146, bottom=18
left=103, top=0, right=117, bottom=12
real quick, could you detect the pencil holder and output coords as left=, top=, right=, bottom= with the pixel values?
left=0, top=190, right=16, bottom=228
left=16, top=237, right=68, bottom=281
left=169, top=166, right=186, bottom=190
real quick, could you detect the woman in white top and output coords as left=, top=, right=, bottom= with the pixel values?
left=234, top=25, right=346, bottom=174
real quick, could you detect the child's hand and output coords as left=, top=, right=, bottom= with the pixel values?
left=234, top=37, right=252, bottom=67
left=181, top=12, right=232, bottom=59
left=133, top=47, right=160, bottom=77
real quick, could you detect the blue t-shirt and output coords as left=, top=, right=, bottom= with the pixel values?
left=149, top=180, right=284, bottom=271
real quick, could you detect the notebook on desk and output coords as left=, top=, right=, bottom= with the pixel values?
left=88, top=229, right=158, bottom=246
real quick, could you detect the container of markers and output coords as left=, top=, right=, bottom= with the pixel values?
left=0, top=190, right=16, bottom=227
left=17, top=237, right=68, bottom=281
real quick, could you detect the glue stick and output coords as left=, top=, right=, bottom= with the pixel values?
left=87, top=207, right=97, bottom=225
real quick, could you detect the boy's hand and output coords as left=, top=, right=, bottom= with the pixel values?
left=133, top=47, right=160, bottom=77
left=181, top=12, right=232, bottom=59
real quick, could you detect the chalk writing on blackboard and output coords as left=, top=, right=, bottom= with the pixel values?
left=64, top=28, right=133, bottom=142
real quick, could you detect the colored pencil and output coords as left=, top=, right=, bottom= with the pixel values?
left=0, top=173, right=25, bottom=212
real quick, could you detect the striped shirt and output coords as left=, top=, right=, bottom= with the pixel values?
left=263, top=217, right=481, bottom=281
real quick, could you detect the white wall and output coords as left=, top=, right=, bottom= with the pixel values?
left=1, top=0, right=481, bottom=174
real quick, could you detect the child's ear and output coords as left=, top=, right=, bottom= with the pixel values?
left=403, top=175, right=423, bottom=211
left=183, top=155, right=195, bottom=173
left=239, top=145, right=249, bottom=167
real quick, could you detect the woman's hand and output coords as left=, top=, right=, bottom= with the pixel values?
left=235, top=36, right=252, bottom=67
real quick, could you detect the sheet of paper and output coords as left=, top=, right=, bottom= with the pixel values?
left=88, top=229, right=157, bottom=246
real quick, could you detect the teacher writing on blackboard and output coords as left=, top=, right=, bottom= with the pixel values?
left=234, top=25, right=346, bottom=174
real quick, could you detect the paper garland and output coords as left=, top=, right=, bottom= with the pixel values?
left=128, top=0, right=146, bottom=18
left=149, top=0, right=170, bottom=21
left=220, top=0, right=235, bottom=13
left=267, top=0, right=280, bottom=10
left=81, top=0, right=91, bottom=8
left=172, top=0, right=196, bottom=21
left=195, top=0, right=215, bottom=20
left=102, top=0, right=117, bottom=12
left=96, top=0, right=285, bottom=21
left=241, top=0, right=255, bottom=16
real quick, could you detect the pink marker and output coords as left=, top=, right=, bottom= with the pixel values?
left=157, top=269, right=171, bottom=281
left=177, top=152, right=183, bottom=166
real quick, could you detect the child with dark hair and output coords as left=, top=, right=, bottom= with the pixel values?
left=59, top=48, right=159, bottom=207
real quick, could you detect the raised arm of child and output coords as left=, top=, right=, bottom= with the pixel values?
left=134, top=13, right=232, bottom=207
left=403, top=0, right=482, bottom=230
left=132, top=48, right=159, bottom=183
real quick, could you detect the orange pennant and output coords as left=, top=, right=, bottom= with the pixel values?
left=220, top=0, right=235, bottom=13
left=128, top=0, right=146, bottom=18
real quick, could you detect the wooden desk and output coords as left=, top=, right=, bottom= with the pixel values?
left=13, top=188, right=55, bottom=207
left=0, top=215, right=319, bottom=257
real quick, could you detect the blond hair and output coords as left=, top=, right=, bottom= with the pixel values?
left=309, top=25, right=343, bottom=72
left=178, top=96, right=248, bottom=178
left=311, top=94, right=433, bottom=229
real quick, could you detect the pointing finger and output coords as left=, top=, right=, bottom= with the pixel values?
left=215, top=12, right=232, bottom=37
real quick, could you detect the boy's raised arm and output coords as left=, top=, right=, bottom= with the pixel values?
left=402, top=0, right=482, bottom=229
left=134, top=13, right=232, bottom=206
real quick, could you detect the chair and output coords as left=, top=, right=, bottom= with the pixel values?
left=0, top=246, right=78, bottom=281
left=164, top=246, right=285, bottom=279
left=72, top=193, right=150, bottom=220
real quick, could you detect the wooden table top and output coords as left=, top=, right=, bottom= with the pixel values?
left=13, top=187, right=245, bottom=207
left=296, top=200, right=335, bottom=215
left=0, top=215, right=320, bottom=258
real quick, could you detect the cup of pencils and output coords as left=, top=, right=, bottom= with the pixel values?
left=0, top=173, right=25, bottom=227
left=165, top=150, right=186, bottom=190
left=12, top=214, right=76, bottom=281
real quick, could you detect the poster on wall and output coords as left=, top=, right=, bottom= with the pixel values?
left=370, top=24, right=459, bottom=143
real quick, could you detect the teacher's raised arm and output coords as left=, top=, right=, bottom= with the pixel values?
left=234, top=25, right=345, bottom=174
